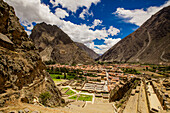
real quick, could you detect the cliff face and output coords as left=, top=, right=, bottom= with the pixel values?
left=30, top=22, right=95, bottom=65
left=0, top=0, right=64, bottom=107
left=98, top=6, right=170, bottom=64
left=75, top=42, right=99, bottom=59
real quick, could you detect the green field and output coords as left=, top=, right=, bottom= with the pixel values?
left=50, top=74, right=64, bottom=79
left=78, top=94, right=93, bottom=101
left=68, top=95, right=78, bottom=100
left=65, top=90, right=76, bottom=96
left=50, top=74, right=76, bottom=80
left=66, top=75, right=76, bottom=79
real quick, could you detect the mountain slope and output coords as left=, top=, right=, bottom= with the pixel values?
left=75, top=42, right=99, bottom=59
left=0, top=0, right=64, bottom=107
left=30, top=22, right=95, bottom=65
left=98, top=6, right=170, bottom=64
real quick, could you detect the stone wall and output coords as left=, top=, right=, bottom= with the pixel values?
left=109, top=78, right=137, bottom=102
left=143, top=79, right=150, bottom=112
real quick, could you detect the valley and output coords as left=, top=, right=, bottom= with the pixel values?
left=0, top=0, right=169, bottom=113
left=46, top=63, right=170, bottom=113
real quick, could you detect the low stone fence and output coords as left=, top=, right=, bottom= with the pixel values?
left=143, top=79, right=150, bottom=113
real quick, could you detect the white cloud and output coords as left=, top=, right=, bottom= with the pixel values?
left=91, top=19, right=102, bottom=29
left=4, top=0, right=120, bottom=54
left=50, top=0, right=101, bottom=12
left=79, top=9, right=94, bottom=20
left=114, top=0, right=170, bottom=26
left=61, top=22, right=120, bottom=45
left=107, top=26, right=120, bottom=36
left=93, top=38, right=121, bottom=54
left=55, top=8, right=69, bottom=18
left=5, top=0, right=63, bottom=26
left=25, top=30, right=31, bottom=36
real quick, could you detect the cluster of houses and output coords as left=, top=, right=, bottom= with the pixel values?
left=50, top=64, right=140, bottom=99
left=49, top=64, right=137, bottom=88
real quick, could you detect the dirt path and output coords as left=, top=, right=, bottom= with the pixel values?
left=135, top=31, right=152, bottom=59
left=160, top=51, right=169, bottom=62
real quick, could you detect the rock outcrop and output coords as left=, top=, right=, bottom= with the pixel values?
left=0, top=0, right=64, bottom=107
left=30, top=22, right=95, bottom=65
left=109, top=78, right=136, bottom=102
left=75, top=42, right=99, bottom=60
left=98, top=6, right=170, bottom=64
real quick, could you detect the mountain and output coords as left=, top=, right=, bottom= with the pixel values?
left=75, top=42, right=99, bottom=59
left=0, top=0, right=64, bottom=107
left=98, top=6, right=170, bottom=64
left=30, top=22, right=95, bottom=65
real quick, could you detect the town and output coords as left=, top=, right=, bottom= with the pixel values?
left=46, top=63, right=170, bottom=113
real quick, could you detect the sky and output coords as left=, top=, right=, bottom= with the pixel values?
left=4, top=0, right=170, bottom=55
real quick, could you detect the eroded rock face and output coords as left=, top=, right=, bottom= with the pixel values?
left=30, top=22, right=95, bottom=65
left=98, top=6, right=170, bottom=64
left=75, top=42, right=99, bottom=60
left=0, top=0, right=64, bottom=107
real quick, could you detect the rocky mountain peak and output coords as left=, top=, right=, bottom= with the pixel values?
left=31, top=22, right=73, bottom=45
left=30, top=22, right=95, bottom=64
left=98, top=6, right=170, bottom=64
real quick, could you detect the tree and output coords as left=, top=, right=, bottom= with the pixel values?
left=74, top=76, right=78, bottom=79
left=51, top=67, right=54, bottom=71
left=146, top=67, right=148, bottom=70
left=79, top=75, right=83, bottom=78
left=56, top=76, right=61, bottom=79
left=64, top=73, right=66, bottom=79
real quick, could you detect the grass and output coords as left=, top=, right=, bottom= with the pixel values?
left=65, top=90, right=76, bottom=96
left=53, top=79, right=68, bottom=83
left=50, top=74, right=64, bottom=79
left=68, top=95, right=78, bottom=100
left=66, top=75, right=76, bottom=80
left=52, top=79, right=62, bottom=82
left=78, top=94, right=93, bottom=101
left=75, top=90, right=80, bottom=93
left=50, top=74, right=75, bottom=80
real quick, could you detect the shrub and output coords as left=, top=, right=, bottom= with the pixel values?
left=39, top=92, right=51, bottom=106
left=56, top=76, right=61, bottom=79
left=64, top=73, right=66, bottom=79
